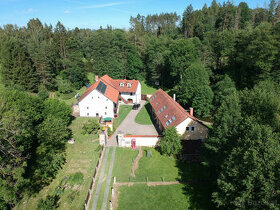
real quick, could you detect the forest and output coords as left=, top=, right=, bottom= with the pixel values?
left=0, top=0, right=280, bottom=209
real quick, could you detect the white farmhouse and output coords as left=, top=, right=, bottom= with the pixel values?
left=78, top=75, right=141, bottom=118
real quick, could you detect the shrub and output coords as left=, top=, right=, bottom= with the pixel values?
left=82, top=119, right=100, bottom=135
left=36, top=195, right=60, bottom=210
left=38, top=85, right=49, bottom=101
left=159, top=127, right=182, bottom=156
left=107, top=126, right=114, bottom=136
left=68, top=172, right=83, bottom=187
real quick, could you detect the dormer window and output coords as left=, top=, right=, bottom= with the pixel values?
left=127, top=83, right=131, bottom=88
left=120, top=83, right=124, bottom=87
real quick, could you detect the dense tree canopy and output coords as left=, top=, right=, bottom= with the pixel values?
left=1, top=0, right=280, bottom=208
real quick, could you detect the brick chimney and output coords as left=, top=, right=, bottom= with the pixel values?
left=95, top=75, right=99, bottom=82
left=189, top=107, right=193, bottom=116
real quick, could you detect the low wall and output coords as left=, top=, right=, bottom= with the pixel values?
left=84, top=145, right=105, bottom=210
left=119, top=135, right=162, bottom=147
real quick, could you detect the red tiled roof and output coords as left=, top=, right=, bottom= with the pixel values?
left=111, top=79, right=139, bottom=93
left=149, top=89, right=199, bottom=129
left=78, top=75, right=119, bottom=103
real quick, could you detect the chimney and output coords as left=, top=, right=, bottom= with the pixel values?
left=173, top=94, right=176, bottom=101
left=189, top=107, right=193, bottom=116
left=95, top=75, right=99, bottom=82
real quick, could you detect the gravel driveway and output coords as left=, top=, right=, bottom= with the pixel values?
left=108, top=100, right=159, bottom=146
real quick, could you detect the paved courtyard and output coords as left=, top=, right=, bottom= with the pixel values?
left=108, top=100, right=159, bottom=146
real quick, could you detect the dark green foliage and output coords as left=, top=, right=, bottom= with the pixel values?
left=36, top=195, right=60, bottom=210
left=56, top=76, right=74, bottom=94
left=38, top=85, right=49, bottom=101
left=34, top=116, right=70, bottom=185
left=167, top=38, right=202, bottom=83
left=159, top=127, right=182, bottom=156
left=68, top=172, right=84, bottom=187
left=0, top=37, right=38, bottom=91
left=42, top=98, right=72, bottom=125
left=176, top=63, right=213, bottom=117
left=82, top=119, right=100, bottom=135
left=213, top=118, right=280, bottom=209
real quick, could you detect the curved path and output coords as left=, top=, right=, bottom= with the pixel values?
left=108, top=100, right=159, bottom=146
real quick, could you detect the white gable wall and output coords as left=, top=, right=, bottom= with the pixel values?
left=120, top=82, right=142, bottom=103
left=79, top=89, right=115, bottom=118
left=175, top=118, right=192, bottom=135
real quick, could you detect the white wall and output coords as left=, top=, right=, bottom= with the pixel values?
left=79, top=89, right=115, bottom=118
left=119, top=135, right=160, bottom=147
left=175, top=118, right=192, bottom=135
left=119, top=82, right=141, bottom=104
left=135, top=82, right=141, bottom=103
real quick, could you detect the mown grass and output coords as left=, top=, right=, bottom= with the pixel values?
left=117, top=184, right=191, bottom=210
left=140, top=80, right=157, bottom=95
left=133, top=148, right=181, bottom=182
left=135, top=103, right=153, bottom=125
left=15, top=117, right=100, bottom=210
left=112, top=148, right=138, bottom=182
left=113, top=105, right=132, bottom=129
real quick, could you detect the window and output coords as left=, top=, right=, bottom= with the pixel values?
left=127, top=83, right=131, bottom=87
left=158, top=105, right=167, bottom=114
left=171, top=116, right=176, bottom=121
left=130, top=92, right=133, bottom=96
left=105, top=112, right=107, bottom=115
left=105, top=107, right=107, bottom=109
left=106, top=99, right=108, bottom=101
left=186, top=127, right=190, bottom=131
left=87, top=107, right=89, bottom=109
left=96, top=113, right=99, bottom=117
left=98, top=96, right=100, bottom=99
left=87, top=113, right=89, bottom=116
left=191, top=127, right=195, bottom=131
left=164, top=114, right=169, bottom=118
left=165, top=121, right=170, bottom=126
left=120, top=82, right=124, bottom=87
left=92, top=97, right=93, bottom=99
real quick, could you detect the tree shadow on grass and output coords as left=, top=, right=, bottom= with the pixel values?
left=176, top=160, right=216, bottom=210
left=145, top=103, right=163, bottom=135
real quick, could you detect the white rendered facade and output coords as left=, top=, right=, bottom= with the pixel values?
left=78, top=89, right=115, bottom=118
left=119, top=82, right=141, bottom=104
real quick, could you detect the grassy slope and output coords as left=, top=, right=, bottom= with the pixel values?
left=0, top=71, right=5, bottom=92
left=134, top=103, right=153, bottom=125
left=140, top=80, right=157, bottom=95
left=118, top=184, right=190, bottom=210
left=15, top=117, right=100, bottom=210
left=113, top=105, right=132, bottom=129
left=112, top=148, right=138, bottom=182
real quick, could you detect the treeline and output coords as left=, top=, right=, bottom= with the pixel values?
left=0, top=90, right=71, bottom=209
left=0, top=0, right=280, bottom=208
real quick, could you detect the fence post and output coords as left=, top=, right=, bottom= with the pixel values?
left=112, top=187, right=114, bottom=196
left=110, top=201, right=113, bottom=210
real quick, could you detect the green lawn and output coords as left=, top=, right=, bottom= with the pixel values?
left=140, top=80, right=157, bottom=95
left=113, top=105, right=132, bottom=129
left=15, top=117, right=101, bottom=210
left=135, top=103, right=153, bottom=125
left=133, top=148, right=181, bottom=182
left=117, top=184, right=190, bottom=210
left=113, top=148, right=139, bottom=182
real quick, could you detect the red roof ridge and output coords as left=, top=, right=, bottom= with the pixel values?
left=157, top=89, right=200, bottom=121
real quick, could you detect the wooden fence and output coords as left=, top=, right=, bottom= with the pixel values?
left=84, top=145, right=105, bottom=210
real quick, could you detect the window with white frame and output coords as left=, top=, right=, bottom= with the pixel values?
left=127, top=83, right=131, bottom=87
left=120, top=83, right=124, bottom=87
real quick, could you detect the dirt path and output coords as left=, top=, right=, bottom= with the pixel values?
left=131, top=147, right=142, bottom=177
